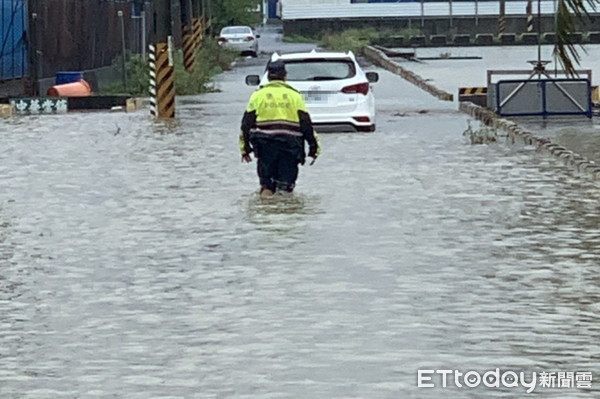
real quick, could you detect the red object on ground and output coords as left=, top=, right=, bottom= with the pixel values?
left=47, top=79, right=92, bottom=97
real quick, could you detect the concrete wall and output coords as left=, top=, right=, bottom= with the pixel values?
left=282, top=0, right=350, bottom=4
left=283, top=15, right=599, bottom=38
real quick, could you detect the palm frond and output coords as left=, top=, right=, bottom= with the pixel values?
left=553, top=0, right=595, bottom=77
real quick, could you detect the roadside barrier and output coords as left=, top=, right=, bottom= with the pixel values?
left=149, top=44, right=157, bottom=118
left=363, top=45, right=453, bottom=101
left=458, top=87, right=487, bottom=107
left=364, top=44, right=599, bottom=179
left=149, top=42, right=175, bottom=119
left=460, top=101, right=600, bottom=180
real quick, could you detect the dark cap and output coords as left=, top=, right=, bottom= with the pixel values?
left=267, top=60, right=286, bottom=77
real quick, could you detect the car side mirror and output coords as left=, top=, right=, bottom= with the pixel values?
left=366, top=72, right=379, bottom=83
left=245, top=75, right=260, bottom=86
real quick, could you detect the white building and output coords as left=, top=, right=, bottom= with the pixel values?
left=281, top=0, right=351, bottom=4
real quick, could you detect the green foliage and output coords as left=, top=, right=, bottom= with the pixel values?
left=282, top=34, right=317, bottom=43
left=320, top=28, right=379, bottom=53
left=101, top=39, right=239, bottom=96
left=319, top=28, right=422, bottom=53
left=553, top=0, right=590, bottom=77
left=211, top=0, right=262, bottom=31
left=102, top=54, right=149, bottom=96
left=174, top=39, right=238, bottom=95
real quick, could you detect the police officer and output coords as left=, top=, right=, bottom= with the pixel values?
left=240, top=60, right=320, bottom=196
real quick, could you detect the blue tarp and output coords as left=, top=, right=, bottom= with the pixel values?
left=1, top=0, right=28, bottom=81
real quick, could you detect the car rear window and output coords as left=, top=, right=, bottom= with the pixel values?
left=282, top=59, right=356, bottom=81
left=221, top=27, right=251, bottom=35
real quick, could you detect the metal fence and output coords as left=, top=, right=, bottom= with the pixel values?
left=32, top=0, right=155, bottom=79
left=1, top=0, right=154, bottom=84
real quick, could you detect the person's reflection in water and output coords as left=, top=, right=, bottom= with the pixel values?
left=244, top=191, right=322, bottom=235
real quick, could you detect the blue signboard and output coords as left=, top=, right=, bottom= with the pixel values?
left=1, top=0, right=28, bottom=81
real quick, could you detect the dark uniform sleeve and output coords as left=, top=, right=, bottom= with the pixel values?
left=239, top=110, right=256, bottom=155
left=298, top=110, right=318, bottom=157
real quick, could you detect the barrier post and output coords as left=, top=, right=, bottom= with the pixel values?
left=499, top=0, right=506, bottom=35
left=181, top=0, right=196, bottom=72
left=150, top=0, right=175, bottom=119
left=191, top=0, right=204, bottom=54
left=149, top=44, right=157, bottom=118
left=526, top=0, right=534, bottom=32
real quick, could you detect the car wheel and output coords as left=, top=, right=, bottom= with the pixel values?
left=251, top=51, right=258, bottom=58
left=357, top=125, right=376, bottom=132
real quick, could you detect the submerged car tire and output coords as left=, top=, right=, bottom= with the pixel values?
left=357, top=124, right=376, bottom=133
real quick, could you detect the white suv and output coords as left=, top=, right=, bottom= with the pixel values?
left=245, top=50, right=379, bottom=132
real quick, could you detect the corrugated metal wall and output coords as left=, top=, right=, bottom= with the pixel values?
left=1, top=0, right=28, bottom=81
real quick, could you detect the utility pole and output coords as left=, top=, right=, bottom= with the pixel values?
left=26, top=0, right=40, bottom=96
left=150, top=0, right=175, bottom=118
left=206, top=0, right=213, bottom=36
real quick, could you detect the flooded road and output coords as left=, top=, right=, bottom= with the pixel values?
left=403, top=44, right=600, bottom=162
left=0, top=29, right=599, bottom=398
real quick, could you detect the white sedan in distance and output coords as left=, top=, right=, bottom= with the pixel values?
left=218, top=26, right=259, bottom=57
left=245, top=50, right=378, bottom=132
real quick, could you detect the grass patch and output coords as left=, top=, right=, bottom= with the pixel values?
left=318, top=28, right=424, bottom=54
left=282, top=34, right=317, bottom=43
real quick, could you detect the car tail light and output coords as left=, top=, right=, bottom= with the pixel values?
left=218, top=37, right=228, bottom=43
left=245, top=36, right=255, bottom=41
left=353, top=116, right=371, bottom=123
left=342, top=82, right=369, bottom=95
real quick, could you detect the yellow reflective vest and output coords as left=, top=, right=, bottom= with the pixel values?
left=239, top=81, right=320, bottom=156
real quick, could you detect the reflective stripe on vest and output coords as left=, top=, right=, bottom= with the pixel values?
left=251, top=120, right=303, bottom=137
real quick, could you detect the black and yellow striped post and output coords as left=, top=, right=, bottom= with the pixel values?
left=459, top=87, right=487, bottom=96
left=155, top=41, right=175, bottom=118
left=498, top=0, right=506, bottom=35
left=149, top=44, right=157, bottom=118
left=526, top=0, right=534, bottom=32
left=181, top=0, right=196, bottom=72
left=150, top=0, right=175, bottom=119
left=458, top=87, right=488, bottom=107
left=182, top=25, right=196, bottom=72
left=192, top=17, right=203, bottom=53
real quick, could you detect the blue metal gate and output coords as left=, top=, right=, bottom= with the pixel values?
left=1, top=0, right=28, bottom=81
